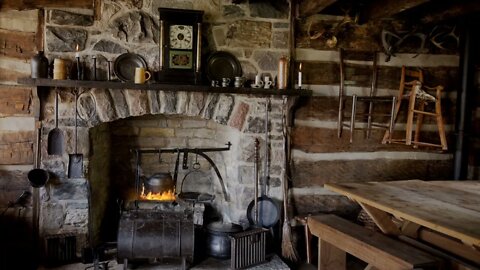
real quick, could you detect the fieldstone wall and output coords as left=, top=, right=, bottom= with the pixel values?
left=38, top=0, right=291, bottom=248
left=44, top=0, right=290, bottom=82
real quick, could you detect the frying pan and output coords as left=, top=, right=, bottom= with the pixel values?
left=246, top=196, right=280, bottom=228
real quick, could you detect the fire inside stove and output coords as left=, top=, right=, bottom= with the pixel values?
left=140, top=185, right=176, bottom=201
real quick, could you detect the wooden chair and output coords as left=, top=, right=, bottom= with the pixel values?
left=406, top=80, right=448, bottom=150
left=382, top=66, right=447, bottom=150
left=337, top=49, right=396, bottom=143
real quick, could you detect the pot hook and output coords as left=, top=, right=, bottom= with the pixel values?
left=193, top=153, right=200, bottom=170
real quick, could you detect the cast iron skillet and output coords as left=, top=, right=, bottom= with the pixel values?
left=246, top=196, right=280, bottom=228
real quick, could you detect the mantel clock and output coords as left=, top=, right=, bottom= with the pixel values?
left=158, top=8, right=204, bottom=84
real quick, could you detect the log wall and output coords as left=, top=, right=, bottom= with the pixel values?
left=289, top=17, right=469, bottom=217
left=0, top=8, right=38, bottom=269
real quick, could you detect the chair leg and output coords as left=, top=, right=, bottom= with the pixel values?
left=406, top=93, right=417, bottom=146
left=413, top=102, right=425, bottom=148
left=366, top=100, right=374, bottom=139
left=338, top=95, right=344, bottom=138
left=435, top=100, right=448, bottom=151
left=387, top=97, right=396, bottom=143
left=350, top=95, right=357, bottom=143
left=382, top=96, right=402, bottom=144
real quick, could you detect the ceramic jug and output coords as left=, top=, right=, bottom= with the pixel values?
left=31, top=51, right=49, bottom=79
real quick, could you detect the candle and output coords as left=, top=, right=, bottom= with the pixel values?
left=75, top=44, right=81, bottom=80
left=75, top=44, right=80, bottom=58
left=298, top=62, right=302, bottom=88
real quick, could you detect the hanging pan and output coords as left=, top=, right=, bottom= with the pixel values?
left=177, top=154, right=215, bottom=203
left=47, top=89, right=64, bottom=155
left=246, top=196, right=280, bottom=228
left=68, top=89, right=83, bottom=178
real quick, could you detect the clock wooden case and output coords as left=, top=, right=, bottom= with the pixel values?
left=158, top=8, right=204, bottom=84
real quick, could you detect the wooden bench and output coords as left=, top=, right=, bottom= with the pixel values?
left=307, top=214, right=439, bottom=270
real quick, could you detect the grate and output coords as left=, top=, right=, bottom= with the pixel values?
left=230, top=228, right=268, bottom=269
left=45, top=233, right=77, bottom=265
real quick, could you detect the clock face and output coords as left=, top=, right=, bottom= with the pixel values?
left=169, top=25, right=193, bottom=50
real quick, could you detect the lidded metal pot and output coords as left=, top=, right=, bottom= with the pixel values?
left=31, top=51, right=49, bottom=79
left=142, top=172, right=174, bottom=193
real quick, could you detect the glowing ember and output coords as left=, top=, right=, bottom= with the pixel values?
left=140, top=185, right=176, bottom=201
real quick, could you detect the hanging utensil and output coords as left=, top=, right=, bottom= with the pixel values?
left=29, top=125, right=49, bottom=188
left=47, top=89, right=64, bottom=155
left=254, top=139, right=260, bottom=225
left=263, top=98, right=270, bottom=196
left=281, top=110, right=298, bottom=261
left=246, top=104, right=280, bottom=229
left=68, top=88, right=83, bottom=178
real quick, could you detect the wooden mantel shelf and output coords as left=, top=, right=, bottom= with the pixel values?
left=18, top=78, right=312, bottom=97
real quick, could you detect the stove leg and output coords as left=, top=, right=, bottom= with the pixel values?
left=123, top=258, right=128, bottom=270
left=182, top=257, right=187, bottom=270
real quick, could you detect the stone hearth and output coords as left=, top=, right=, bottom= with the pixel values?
left=40, top=87, right=287, bottom=248
left=37, top=0, right=290, bottom=257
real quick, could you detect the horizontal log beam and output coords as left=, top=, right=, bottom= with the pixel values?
left=292, top=158, right=453, bottom=187
left=0, top=131, right=34, bottom=165
left=421, top=1, right=480, bottom=24
left=0, top=0, right=93, bottom=11
left=0, top=29, right=37, bottom=59
left=362, top=0, right=430, bottom=21
left=298, top=0, right=338, bottom=17
left=0, top=86, right=32, bottom=116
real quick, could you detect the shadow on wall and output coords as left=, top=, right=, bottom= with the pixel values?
left=0, top=213, right=35, bottom=269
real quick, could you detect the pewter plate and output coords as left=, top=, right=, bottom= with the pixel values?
left=114, top=53, right=147, bottom=82
left=206, top=51, right=242, bottom=82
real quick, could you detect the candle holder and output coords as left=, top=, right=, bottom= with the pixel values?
left=76, top=56, right=81, bottom=80
left=107, top=60, right=112, bottom=81
left=92, top=56, right=97, bottom=81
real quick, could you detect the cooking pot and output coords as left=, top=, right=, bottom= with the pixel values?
left=28, top=168, right=49, bottom=188
left=143, top=172, right=174, bottom=193
left=206, top=222, right=243, bottom=259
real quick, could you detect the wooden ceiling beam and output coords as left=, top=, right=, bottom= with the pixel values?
left=0, top=0, right=94, bottom=11
left=362, top=0, right=430, bottom=21
left=421, top=1, right=480, bottom=24
left=298, top=0, right=338, bottom=18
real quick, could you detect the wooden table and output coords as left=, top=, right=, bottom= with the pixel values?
left=325, top=180, right=480, bottom=265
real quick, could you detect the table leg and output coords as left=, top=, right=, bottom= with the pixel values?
left=359, top=202, right=401, bottom=235
left=318, top=239, right=346, bottom=270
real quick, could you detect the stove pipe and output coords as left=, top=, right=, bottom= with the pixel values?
left=453, top=16, right=479, bottom=180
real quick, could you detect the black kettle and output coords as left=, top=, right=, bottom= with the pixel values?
left=142, top=172, right=174, bottom=193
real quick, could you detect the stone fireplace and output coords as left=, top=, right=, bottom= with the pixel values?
left=36, top=0, right=290, bottom=256
left=39, top=87, right=287, bottom=249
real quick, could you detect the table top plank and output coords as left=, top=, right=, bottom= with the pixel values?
left=325, top=180, right=480, bottom=247
left=385, top=180, right=480, bottom=212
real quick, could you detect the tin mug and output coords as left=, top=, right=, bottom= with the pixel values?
left=134, top=67, right=151, bottom=84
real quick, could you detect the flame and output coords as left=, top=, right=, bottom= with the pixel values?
left=75, top=44, right=80, bottom=52
left=299, top=62, right=302, bottom=71
left=140, top=184, right=176, bottom=201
